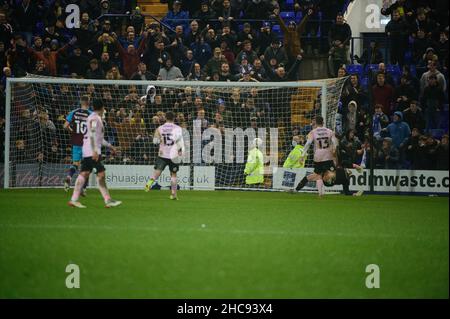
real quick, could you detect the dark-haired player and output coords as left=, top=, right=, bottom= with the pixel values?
left=68, top=99, right=121, bottom=208
left=294, top=116, right=337, bottom=196
left=322, top=166, right=364, bottom=196
left=63, top=95, right=92, bottom=194
left=145, top=111, right=185, bottom=200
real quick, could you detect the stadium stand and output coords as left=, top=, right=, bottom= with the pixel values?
left=0, top=0, right=448, bottom=171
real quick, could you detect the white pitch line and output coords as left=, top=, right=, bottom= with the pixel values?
left=0, top=223, right=442, bottom=241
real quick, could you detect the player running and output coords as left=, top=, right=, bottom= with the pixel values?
left=145, top=111, right=185, bottom=200
left=63, top=95, right=92, bottom=194
left=68, top=99, right=121, bottom=208
left=294, top=116, right=337, bottom=197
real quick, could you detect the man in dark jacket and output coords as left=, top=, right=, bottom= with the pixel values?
left=263, top=40, right=288, bottom=69
left=385, top=10, right=410, bottom=66
left=85, top=59, right=105, bottom=79
left=262, top=54, right=302, bottom=81
left=403, top=100, right=425, bottom=132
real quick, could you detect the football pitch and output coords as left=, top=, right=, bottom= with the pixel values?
left=0, top=189, right=448, bottom=299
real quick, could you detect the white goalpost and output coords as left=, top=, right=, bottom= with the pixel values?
left=4, top=76, right=348, bottom=191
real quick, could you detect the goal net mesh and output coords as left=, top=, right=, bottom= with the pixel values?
left=5, top=76, right=347, bottom=190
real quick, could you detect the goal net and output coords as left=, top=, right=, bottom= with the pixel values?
left=3, top=76, right=347, bottom=191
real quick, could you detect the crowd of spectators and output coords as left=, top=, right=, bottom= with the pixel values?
left=0, top=0, right=448, bottom=173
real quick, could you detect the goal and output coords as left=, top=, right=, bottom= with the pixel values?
left=3, top=76, right=347, bottom=191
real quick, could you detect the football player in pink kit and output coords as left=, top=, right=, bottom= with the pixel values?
left=145, top=111, right=185, bottom=200
left=294, top=116, right=337, bottom=196
left=68, top=99, right=122, bottom=208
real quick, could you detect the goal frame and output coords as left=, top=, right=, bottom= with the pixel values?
left=4, top=77, right=331, bottom=189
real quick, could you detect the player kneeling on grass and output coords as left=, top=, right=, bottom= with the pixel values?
left=68, top=99, right=121, bottom=208
left=322, top=166, right=364, bottom=196
left=145, top=111, right=185, bottom=200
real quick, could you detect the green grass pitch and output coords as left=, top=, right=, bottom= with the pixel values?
left=0, top=189, right=448, bottom=298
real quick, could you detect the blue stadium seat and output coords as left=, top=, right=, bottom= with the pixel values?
left=285, top=0, right=295, bottom=10
left=410, top=64, right=417, bottom=77
left=404, top=51, right=413, bottom=64
left=280, top=11, right=296, bottom=22
left=272, top=24, right=281, bottom=34
left=35, top=22, right=45, bottom=36
left=360, top=77, right=370, bottom=89
left=366, top=64, right=379, bottom=77
left=430, top=129, right=445, bottom=139
left=387, top=64, right=401, bottom=76
left=295, top=11, right=303, bottom=23
left=346, top=64, right=364, bottom=78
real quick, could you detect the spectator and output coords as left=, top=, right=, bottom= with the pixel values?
left=275, top=8, right=312, bottom=75
left=167, top=25, right=187, bottom=67
left=236, top=40, right=258, bottom=65
left=372, top=73, right=395, bottom=116
left=405, top=127, right=421, bottom=168
left=146, top=40, right=171, bottom=76
left=217, top=22, right=237, bottom=53
left=33, top=60, right=49, bottom=76
left=237, top=23, right=257, bottom=49
left=340, top=129, right=362, bottom=168
left=113, top=31, right=148, bottom=79
left=421, top=74, right=446, bottom=132
left=370, top=63, right=395, bottom=86
left=372, top=104, right=390, bottom=140
left=263, top=40, right=288, bottom=70
left=219, top=40, right=235, bottom=66
left=130, top=62, right=156, bottom=81
left=251, top=58, right=266, bottom=82
left=328, top=12, right=352, bottom=77
left=413, top=29, right=434, bottom=64
left=100, top=52, right=113, bottom=74
left=218, top=62, right=237, bottom=81
left=341, top=74, right=368, bottom=109
left=94, top=33, right=116, bottom=58
left=191, top=36, right=212, bottom=67
left=403, top=100, right=425, bottom=132
left=354, top=40, right=384, bottom=66
left=203, top=47, right=227, bottom=80
left=0, top=12, right=13, bottom=51
left=67, top=45, right=90, bottom=77
left=185, top=20, right=201, bottom=46
left=394, top=76, right=416, bottom=111
left=28, top=37, right=76, bottom=76
left=343, top=100, right=358, bottom=133
left=12, top=0, right=39, bottom=45
left=181, top=50, right=196, bottom=77
left=436, top=31, right=448, bottom=71
left=243, top=0, right=272, bottom=24
left=262, top=54, right=303, bottom=81
left=376, top=137, right=400, bottom=169
left=383, top=111, right=411, bottom=151
left=257, top=22, right=277, bottom=56
left=385, top=10, right=410, bottom=66
left=158, top=58, right=184, bottom=80
left=186, top=62, right=203, bottom=80
left=106, top=65, right=123, bottom=80
left=163, top=1, right=190, bottom=31
left=216, top=0, right=239, bottom=30
left=193, top=1, right=216, bottom=30
left=420, top=60, right=447, bottom=94
left=435, top=135, right=449, bottom=170
left=381, top=0, right=414, bottom=21
left=85, top=59, right=105, bottom=79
